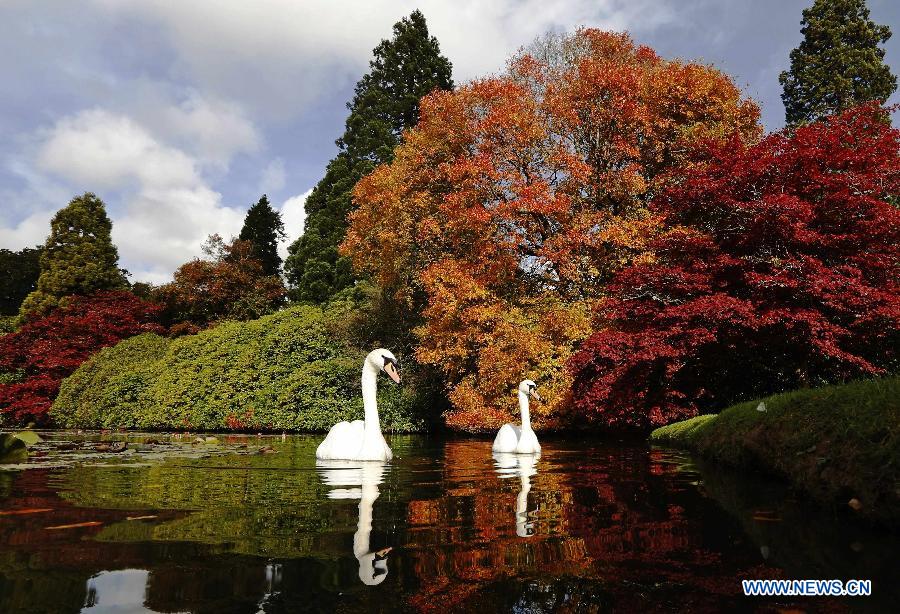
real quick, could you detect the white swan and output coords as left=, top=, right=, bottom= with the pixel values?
left=316, top=460, right=392, bottom=586
left=316, top=349, right=400, bottom=461
left=493, top=452, right=539, bottom=537
left=492, top=379, right=541, bottom=454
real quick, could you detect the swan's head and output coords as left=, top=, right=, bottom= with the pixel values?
left=367, top=348, right=400, bottom=384
left=518, top=379, right=541, bottom=401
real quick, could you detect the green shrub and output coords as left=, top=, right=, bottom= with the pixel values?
left=53, top=333, right=172, bottom=428
left=52, top=305, right=427, bottom=432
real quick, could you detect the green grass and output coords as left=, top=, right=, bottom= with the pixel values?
left=650, top=376, right=900, bottom=524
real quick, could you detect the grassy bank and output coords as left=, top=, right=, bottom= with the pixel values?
left=650, top=377, right=899, bottom=525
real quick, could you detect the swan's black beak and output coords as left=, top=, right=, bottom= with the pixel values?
left=383, top=360, right=400, bottom=384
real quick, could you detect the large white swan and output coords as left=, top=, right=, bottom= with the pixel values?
left=316, top=460, right=392, bottom=585
left=492, top=379, right=541, bottom=454
left=316, top=349, right=400, bottom=461
left=493, top=452, right=539, bottom=537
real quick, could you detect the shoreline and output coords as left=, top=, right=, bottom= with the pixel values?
left=650, top=377, right=899, bottom=526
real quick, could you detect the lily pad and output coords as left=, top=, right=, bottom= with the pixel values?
left=0, top=433, right=28, bottom=463
left=12, top=431, right=43, bottom=446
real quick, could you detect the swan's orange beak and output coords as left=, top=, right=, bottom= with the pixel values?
left=529, top=389, right=542, bottom=402
left=384, top=362, right=400, bottom=384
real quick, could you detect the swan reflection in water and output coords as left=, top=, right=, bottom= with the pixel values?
left=493, top=452, right=539, bottom=537
left=316, top=460, right=392, bottom=586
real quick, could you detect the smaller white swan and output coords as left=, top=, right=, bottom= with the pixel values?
left=492, top=380, right=541, bottom=454
left=316, top=349, right=400, bottom=462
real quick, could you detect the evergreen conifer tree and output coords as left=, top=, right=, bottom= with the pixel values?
left=780, top=0, right=896, bottom=126
left=238, top=194, right=285, bottom=276
left=284, top=10, right=453, bottom=302
left=19, top=193, right=127, bottom=318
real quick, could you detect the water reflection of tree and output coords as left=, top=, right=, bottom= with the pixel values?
left=3, top=439, right=893, bottom=612
left=402, top=442, right=783, bottom=612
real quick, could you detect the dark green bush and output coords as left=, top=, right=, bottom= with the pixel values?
left=51, top=305, right=427, bottom=432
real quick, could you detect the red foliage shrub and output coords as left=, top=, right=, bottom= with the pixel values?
left=153, top=235, right=286, bottom=329
left=569, top=104, right=900, bottom=430
left=0, top=291, right=163, bottom=425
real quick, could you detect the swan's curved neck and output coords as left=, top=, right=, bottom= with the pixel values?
left=516, top=472, right=532, bottom=529
left=354, top=481, right=379, bottom=558
left=362, top=362, right=381, bottom=431
left=518, top=391, right=531, bottom=430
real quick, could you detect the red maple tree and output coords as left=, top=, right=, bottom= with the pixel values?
left=0, top=291, right=163, bottom=424
left=569, top=104, right=900, bottom=430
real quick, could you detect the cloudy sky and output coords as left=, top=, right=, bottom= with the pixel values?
left=1, top=0, right=898, bottom=283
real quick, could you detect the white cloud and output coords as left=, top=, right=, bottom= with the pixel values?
left=278, top=188, right=311, bottom=261
left=114, top=185, right=244, bottom=283
left=37, top=109, right=199, bottom=190
left=259, top=158, right=286, bottom=195
left=29, top=107, right=247, bottom=282
left=153, top=93, right=261, bottom=168
left=0, top=209, right=55, bottom=251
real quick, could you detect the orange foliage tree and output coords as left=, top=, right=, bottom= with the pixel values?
left=344, top=30, right=761, bottom=431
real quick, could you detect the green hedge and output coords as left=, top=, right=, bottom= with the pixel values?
left=52, top=305, right=426, bottom=432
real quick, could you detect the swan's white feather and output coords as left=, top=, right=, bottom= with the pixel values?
left=492, top=423, right=521, bottom=453
left=315, top=420, right=365, bottom=460
left=514, top=427, right=541, bottom=454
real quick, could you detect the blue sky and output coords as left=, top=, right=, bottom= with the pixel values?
left=1, top=0, right=897, bottom=282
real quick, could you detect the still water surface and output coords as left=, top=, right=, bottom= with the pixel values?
left=0, top=433, right=895, bottom=613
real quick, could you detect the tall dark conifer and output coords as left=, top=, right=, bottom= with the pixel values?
left=285, top=10, right=453, bottom=302
left=0, top=246, right=42, bottom=316
left=238, top=194, right=285, bottom=276
left=779, top=0, right=896, bottom=126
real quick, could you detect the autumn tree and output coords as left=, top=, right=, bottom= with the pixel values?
left=238, top=194, right=285, bottom=276
left=780, top=0, right=896, bottom=126
left=19, top=193, right=127, bottom=318
left=0, top=246, right=41, bottom=316
left=569, top=104, right=900, bottom=430
left=345, top=30, right=761, bottom=431
left=284, top=10, right=453, bottom=303
left=0, top=291, right=162, bottom=425
left=153, top=235, right=286, bottom=330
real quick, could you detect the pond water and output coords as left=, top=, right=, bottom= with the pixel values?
left=0, top=432, right=895, bottom=613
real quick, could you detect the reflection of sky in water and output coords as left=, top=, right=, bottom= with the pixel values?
left=82, top=569, right=158, bottom=613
